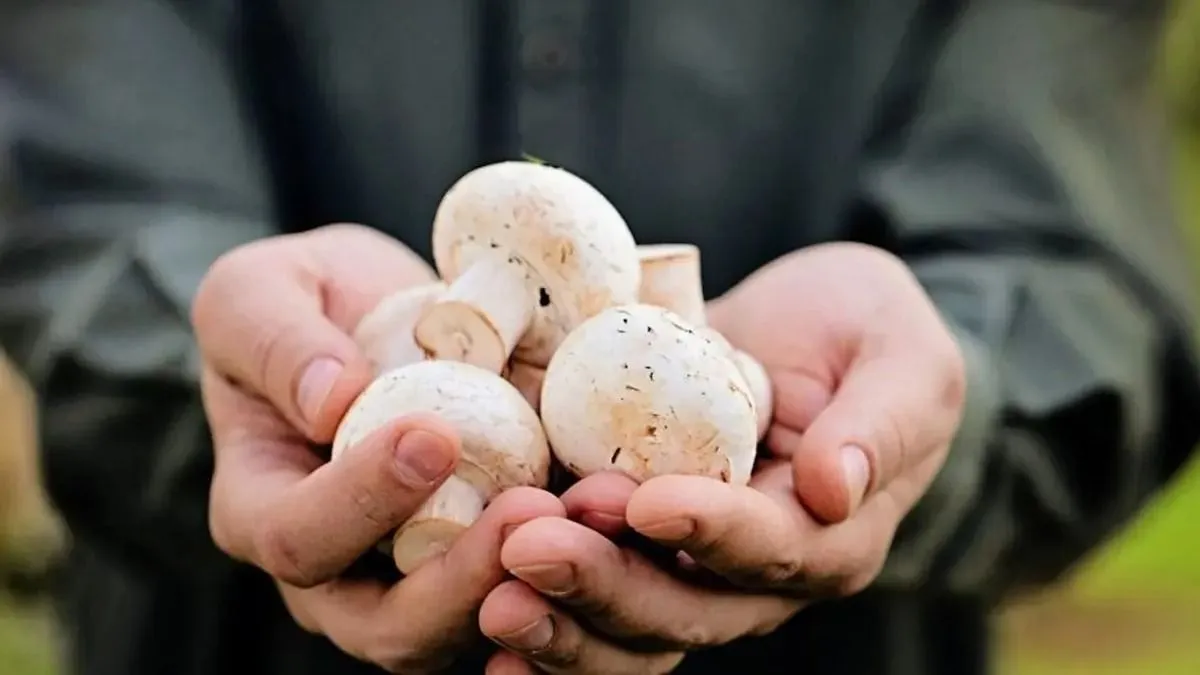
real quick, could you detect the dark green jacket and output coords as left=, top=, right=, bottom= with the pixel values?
left=2, top=1, right=1197, bottom=674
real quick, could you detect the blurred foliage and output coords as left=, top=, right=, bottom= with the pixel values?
left=998, top=4, right=1200, bottom=672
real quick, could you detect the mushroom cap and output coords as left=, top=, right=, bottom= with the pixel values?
left=728, top=349, right=773, bottom=438
left=540, top=304, right=758, bottom=485
left=332, top=361, right=550, bottom=496
left=353, top=282, right=446, bottom=372
left=431, top=161, right=640, bottom=366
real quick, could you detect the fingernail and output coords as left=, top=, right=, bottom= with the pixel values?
left=635, top=518, right=696, bottom=542
left=676, top=550, right=701, bottom=571
left=394, top=430, right=455, bottom=486
left=510, top=563, right=576, bottom=595
left=297, top=357, right=343, bottom=424
left=493, top=615, right=555, bottom=653
left=841, top=445, right=871, bottom=513
left=501, top=524, right=521, bottom=542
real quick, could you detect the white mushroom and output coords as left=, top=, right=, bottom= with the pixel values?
left=353, top=282, right=446, bottom=372
left=635, top=244, right=773, bottom=439
left=727, top=348, right=773, bottom=440
left=414, top=161, right=641, bottom=373
left=540, top=304, right=758, bottom=486
left=332, top=360, right=550, bottom=573
left=636, top=243, right=706, bottom=327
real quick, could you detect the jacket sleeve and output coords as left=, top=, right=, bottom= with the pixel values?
left=860, top=0, right=1200, bottom=598
left=0, top=0, right=276, bottom=579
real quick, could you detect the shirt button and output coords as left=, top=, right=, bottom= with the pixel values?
left=521, top=34, right=577, bottom=77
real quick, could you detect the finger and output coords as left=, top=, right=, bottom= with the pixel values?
left=628, top=465, right=890, bottom=597
left=208, top=397, right=460, bottom=587
left=480, top=580, right=686, bottom=675
left=786, top=331, right=964, bottom=523
left=625, top=471, right=819, bottom=593
left=764, top=370, right=835, bottom=447
left=559, top=472, right=639, bottom=538
left=193, top=236, right=373, bottom=440
left=284, top=488, right=566, bottom=673
left=192, top=224, right=437, bottom=440
left=485, top=651, right=538, bottom=675
left=501, top=517, right=796, bottom=650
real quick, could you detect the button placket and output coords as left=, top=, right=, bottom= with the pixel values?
left=515, top=0, right=589, bottom=166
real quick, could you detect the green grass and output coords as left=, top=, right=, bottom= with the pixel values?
left=1072, top=464, right=1200, bottom=599
left=998, top=463, right=1200, bottom=674
left=0, top=592, right=59, bottom=675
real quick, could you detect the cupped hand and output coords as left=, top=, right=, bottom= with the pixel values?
left=192, top=224, right=565, bottom=673
left=478, top=243, right=966, bottom=673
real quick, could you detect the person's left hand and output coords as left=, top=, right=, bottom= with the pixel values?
left=476, top=243, right=967, bottom=674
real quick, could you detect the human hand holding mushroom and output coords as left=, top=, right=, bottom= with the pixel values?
left=191, top=225, right=566, bottom=674
left=482, top=243, right=967, bottom=674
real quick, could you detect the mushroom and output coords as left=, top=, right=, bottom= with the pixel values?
left=331, top=360, right=551, bottom=573
left=635, top=243, right=774, bottom=439
left=727, top=346, right=773, bottom=440
left=353, top=282, right=446, bottom=372
left=540, top=304, right=759, bottom=486
left=506, top=359, right=546, bottom=412
left=414, top=161, right=641, bottom=373
left=636, top=243, right=707, bottom=327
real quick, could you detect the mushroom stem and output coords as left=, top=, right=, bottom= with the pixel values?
left=414, top=256, right=535, bottom=373
left=391, top=474, right=485, bottom=573
left=637, top=244, right=707, bottom=327
left=507, top=360, right=546, bottom=412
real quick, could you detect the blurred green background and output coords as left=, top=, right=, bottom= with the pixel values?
left=2, top=5, right=1200, bottom=674
left=993, top=6, right=1200, bottom=673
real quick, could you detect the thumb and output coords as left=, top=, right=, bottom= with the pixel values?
left=788, top=349, right=961, bottom=524
left=192, top=233, right=386, bottom=442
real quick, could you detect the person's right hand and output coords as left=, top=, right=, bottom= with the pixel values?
left=192, top=224, right=565, bottom=673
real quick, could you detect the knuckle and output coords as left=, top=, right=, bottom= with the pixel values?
left=756, top=558, right=807, bottom=587
left=936, top=333, right=968, bottom=411
left=799, top=546, right=885, bottom=599
left=725, top=556, right=806, bottom=592
left=348, top=482, right=393, bottom=531
left=193, top=245, right=261, bottom=326
left=664, top=618, right=718, bottom=650
left=253, top=523, right=322, bottom=588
